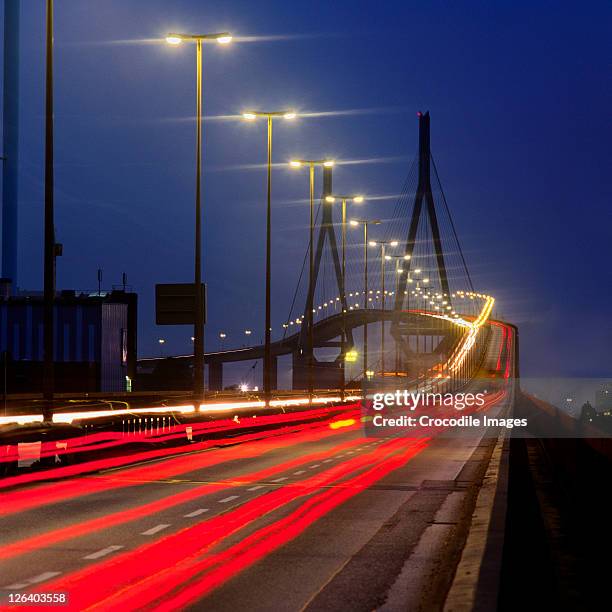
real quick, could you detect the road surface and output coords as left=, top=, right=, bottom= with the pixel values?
left=0, top=323, right=514, bottom=611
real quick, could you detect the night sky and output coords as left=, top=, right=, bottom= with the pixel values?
left=3, top=0, right=611, bottom=378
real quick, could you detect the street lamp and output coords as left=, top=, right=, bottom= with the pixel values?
left=166, top=30, right=232, bottom=402
left=325, top=193, right=364, bottom=397
left=369, top=239, right=399, bottom=376
left=289, top=159, right=335, bottom=398
left=386, top=254, right=411, bottom=373
left=408, top=267, right=429, bottom=387
left=243, top=111, right=297, bottom=403
left=350, top=218, right=381, bottom=378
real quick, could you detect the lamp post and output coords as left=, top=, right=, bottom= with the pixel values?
left=289, top=159, right=334, bottom=399
left=325, top=194, right=364, bottom=397
left=42, top=0, right=55, bottom=422
left=166, top=31, right=232, bottom=402
left=408, top=268, right=429, bottom=389
left=243, top=111, right=297, bottom=403
left=386, top=254, right=411, bottom=374
left=369, top=240, right=398, bottom=376
left=349, top=218, right=380, bottom=378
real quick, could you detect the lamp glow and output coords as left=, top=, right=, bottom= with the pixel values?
left=283, top=112, right=297, bottom=120
left=325, top=196, right=336, bottom=203
left=353, top=196, right=364, bottom=203
left=217, top=35, right=232, bottom=44
left=166, top=35, right=182, bottom=45
left=243, top=112, right=257, bottom=121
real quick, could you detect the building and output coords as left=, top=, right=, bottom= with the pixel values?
left=0, top=286, right=137, bottom=394
left=595, top=382, right=612, bottom=412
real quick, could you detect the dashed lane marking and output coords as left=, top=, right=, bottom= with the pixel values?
left=218, top=495, right=239, bottom=504
left=4, top=572, right=61, bottom=590
left=141, top=524, right=171, bottom=536
left=184, top=508, right=209, bottom=518
left=83, top=545, right=124, bottom=560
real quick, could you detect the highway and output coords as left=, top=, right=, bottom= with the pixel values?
left=0, top=322, right=515, bottom=611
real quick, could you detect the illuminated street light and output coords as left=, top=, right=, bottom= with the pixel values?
left=166, top=30, right=232, bottom=401
left=369, top=239, right=399, bottom=376
left=289, top=159, right=335, bottom=400
left=166, top=32, right=232, bottom=45
left=350, top=219, right=381, bottom=377
left=243, top=111, right=297, bottom=405
left=386, top=254, right=412, bottom=374
left=324, top=193, right=366, bottom=395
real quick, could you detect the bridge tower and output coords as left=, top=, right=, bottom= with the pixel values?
left=292, top=167, right=354, bottom=390
left=391, top=112, right=454, bottom=371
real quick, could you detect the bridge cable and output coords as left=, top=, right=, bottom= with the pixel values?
left=431, top=153, right=474, bottom=291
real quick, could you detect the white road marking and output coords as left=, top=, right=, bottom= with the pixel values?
left=247, top=485, right=266, bottom=491
left=270, top=476, right=288, bottom=483
left=309, top=464, right=321, bottom=469
left=184, top=508, right=209, bottom=518
left=141, top=524, right=171, bottom=535
left=27, top=572, right=61, bottom=584
left=323, top=459, right=333, bottom=463
left=83, top=545, right=124, bottom=560
left=5, top=571, right=62, bottom=589
left=219, top=495, right=239, bottom=504
left=4, top=583, right=29, bottom=590
left=293, top=470, right=306, bottom=475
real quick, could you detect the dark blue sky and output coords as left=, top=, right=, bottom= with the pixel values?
left=4, top=0, right=611, bottom=377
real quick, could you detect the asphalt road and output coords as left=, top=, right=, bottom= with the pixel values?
left=0, top=324, right=514, bottom=611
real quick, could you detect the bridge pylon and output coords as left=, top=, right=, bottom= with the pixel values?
left=293, top=167, right=354, bottom=390
left=391, top=112, right=453, bottom=372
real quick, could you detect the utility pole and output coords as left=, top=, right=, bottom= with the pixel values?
left=42, top=0, right=55, bottom=422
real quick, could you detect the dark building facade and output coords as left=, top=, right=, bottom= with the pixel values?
left=0, top=289, right=137, bottom=394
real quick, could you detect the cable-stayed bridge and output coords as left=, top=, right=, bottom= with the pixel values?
left=143, top=112, right=508, bottom=397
